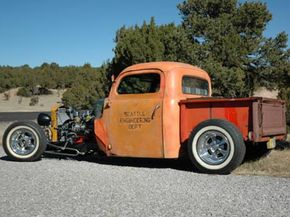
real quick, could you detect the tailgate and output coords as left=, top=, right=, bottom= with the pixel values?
left=252, top=98, right=287, bottom=141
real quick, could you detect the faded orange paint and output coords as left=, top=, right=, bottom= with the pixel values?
left=94, top=118, right=109, bottom=153
left=94, top=62, right=211, bottom=158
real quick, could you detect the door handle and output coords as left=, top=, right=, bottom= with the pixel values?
left=151, top=104, right=161, bottom=120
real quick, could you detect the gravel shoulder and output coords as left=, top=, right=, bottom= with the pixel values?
left=0, top=147, right=289, bottom=217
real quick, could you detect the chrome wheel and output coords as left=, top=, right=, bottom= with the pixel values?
left=3, top=121, right=47, bottom=161
left=196, top=130, right=230, bottom=165
left=188, top=120, right=246, bottom=174
left=9, top=128, right=37, bottom=156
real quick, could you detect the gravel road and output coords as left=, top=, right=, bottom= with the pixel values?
left=0, top=148, right=289, bottom=217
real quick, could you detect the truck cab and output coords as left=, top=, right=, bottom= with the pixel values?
left=95, top=62, right=211, bottom=157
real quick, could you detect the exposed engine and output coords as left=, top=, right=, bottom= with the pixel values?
left=56, top=107, right=94, bottom=144
left=37, top=105, right=95, bottom=156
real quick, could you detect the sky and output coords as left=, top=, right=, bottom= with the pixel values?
left=0, top=0, right=289, bottom=67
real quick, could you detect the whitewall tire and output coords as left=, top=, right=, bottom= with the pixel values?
left=2, top=121, right=47, bottom=161
left=188, top=119, right=246, bottom=174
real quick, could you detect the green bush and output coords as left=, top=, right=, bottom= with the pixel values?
left=279, top=88, right=290, bottom=128
left=17, top=87, right=32, bottom=97
left=3, top=92, right=10, bottom=101
left=29, top=96, right=39, bottom=106
left=37, top=87, right=53, bottom=95
left=62, top=84, right=100, bottom=109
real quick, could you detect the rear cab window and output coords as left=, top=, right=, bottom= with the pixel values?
left=117, top=73, right=160, bottom=95
left=182, top=76, right=209, bottom=96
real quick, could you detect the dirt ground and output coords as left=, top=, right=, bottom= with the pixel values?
left=234, top=149, right=290, bottom=178
left=0, top=88, right=65, bottom=112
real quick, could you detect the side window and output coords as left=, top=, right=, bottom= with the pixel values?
left=117, top=73, right=160, bottom=94
left=182, top=76, right=209, bottom=96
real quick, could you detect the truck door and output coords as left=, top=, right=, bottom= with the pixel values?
left=108, top=71, right=164, bottom=158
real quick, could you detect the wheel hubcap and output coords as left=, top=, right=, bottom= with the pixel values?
left=9, top=129, right=37, bottom=156
left=196, top=130, right=230, bottom=165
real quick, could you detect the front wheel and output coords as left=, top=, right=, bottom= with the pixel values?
left=2, top=121, right=48, bottom=161
left=188, top=119, right=246, bottom=174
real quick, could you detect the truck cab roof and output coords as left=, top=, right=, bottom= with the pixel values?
left=120, top=61, right=208, bottom=76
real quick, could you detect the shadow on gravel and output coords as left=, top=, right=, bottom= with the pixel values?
left=0, top=155, right=42, bottom=162
left=43, top=153, right=197, bottom=172
left=276, top=140, right=290, bottom=150
left=2, top=140, right=288, bottom=173
left=0, top=156, right=13, bottom=161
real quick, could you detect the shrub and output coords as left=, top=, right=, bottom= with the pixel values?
left=29, top=96, right=39, bottom=106
left=3, top=92, right=10, bottom=101
left=62, top=84, right=99, bottom=109
left=278, top=88, right=290, bottom=130
left=38, top=87, right=53, bottom=95
left=17, top=87, right=32, bottom=97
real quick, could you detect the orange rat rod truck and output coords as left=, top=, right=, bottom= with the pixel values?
left=2, top=62, right=287, bottom=174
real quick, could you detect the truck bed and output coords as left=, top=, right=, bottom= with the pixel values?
left=179, top=97, right=287, bottom=143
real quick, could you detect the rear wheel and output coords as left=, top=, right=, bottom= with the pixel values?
left=2, top=121, right=48, bottom=161
left=188, top=119, right=246, bottom=174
